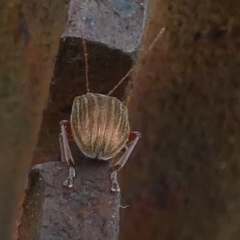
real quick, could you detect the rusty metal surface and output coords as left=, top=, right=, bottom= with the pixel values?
left=63, top=0, right=147, bottom=52
left=19, top=160, right=120, bottom=240
left=119, top=0, right=240, bottom=239
left=0, top=0, right=66, bottom=239
left=20, top=0, right=149, bottom=239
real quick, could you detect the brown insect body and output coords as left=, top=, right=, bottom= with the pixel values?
left=60, top=28, right=164, bottom=190
left=70, top=93, right=130, bottom=160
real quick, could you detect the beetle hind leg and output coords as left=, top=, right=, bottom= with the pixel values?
left=110, top=131, right=141, bottom=192
left=59, top=120, right=76, bottom=188
left=111, top=171, right=120, bottom=192
left=62, top=164, right=76, bottom=188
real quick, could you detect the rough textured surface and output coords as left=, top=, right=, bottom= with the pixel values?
left=19, top=160, right=120, bottom=240
left=63, top=0, right=146, bottom=52
left=119, top=0, right=240, bottom=239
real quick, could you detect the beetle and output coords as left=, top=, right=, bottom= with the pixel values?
left=59, top=27, right=165, bottom=192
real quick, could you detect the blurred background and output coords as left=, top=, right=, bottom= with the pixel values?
left=1, top=0, right=240, bottom=239
left=120, top=1, right=240, bottom=239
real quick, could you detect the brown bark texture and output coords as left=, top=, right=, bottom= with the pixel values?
left=119, top=0, right=240, bottom=240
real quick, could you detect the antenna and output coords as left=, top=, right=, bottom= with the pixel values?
left=79, top=27, right=90, bottom=93
left=107, top=27, right=166, bottom=96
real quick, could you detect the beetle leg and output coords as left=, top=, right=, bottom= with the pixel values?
left=59, top=120, right=76, bottom=188
left=111, top=171, right=120, bottom=192
left=111, top=131, right=141, bottom=192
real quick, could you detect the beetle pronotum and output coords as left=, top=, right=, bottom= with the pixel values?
left=59, top=27, right=165, bottom=192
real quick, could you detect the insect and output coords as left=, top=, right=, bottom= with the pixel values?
left=59, top=27, right=165, bottom=192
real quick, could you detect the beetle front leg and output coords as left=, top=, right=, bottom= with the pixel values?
left=59, top=120, right=76, bottom=188
left=111, top=131, right=141, bottom=192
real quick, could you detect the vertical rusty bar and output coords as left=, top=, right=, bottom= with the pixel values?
left=0, top=1, right=66, bottom=239
left=120, top=0, right=240, bottom=239
left=18, top=0, right=148, bottom=239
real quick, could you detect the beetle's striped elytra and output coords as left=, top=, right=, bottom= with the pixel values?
left=71, top=93, right=130, bottom=160
left=59, top=26, right=165, bottom=191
